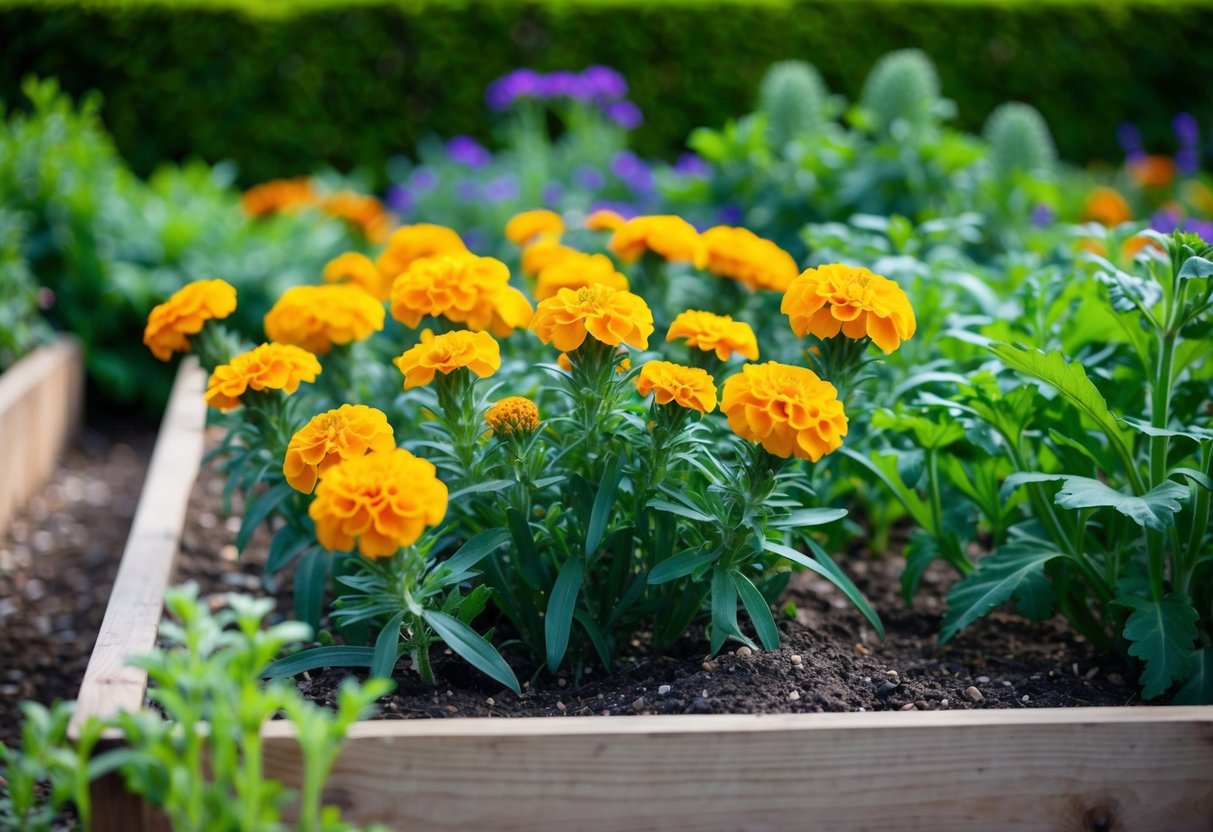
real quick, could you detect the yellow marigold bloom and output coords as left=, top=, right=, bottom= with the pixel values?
left=506, top=209, right=564, bottom=245
left=1184, top=181, right=1213, bottom=215
left=1083, top=187, right=1132, bottom=226
left=322, top=191, right=392, bottom=243
left=701, top=226, right=799, bottom=292
left=205, top=343, right=321, bottom=411
left=720, top=362, right=848, bottom=461
left=309, top=448, right=448, bottom=558
left=636, top=360, right=717, bottom=413
left=264, top=284, right=386, bottom=354
left=531, top=285, right=654, bottom=352
left=585, top=209, right=625, bottom=231
left=394, top=329, right=501, bottom=390
left=1128, top=155, right=1176, bottom=189
left=323, top=252, right=391, bottom=301
left=556, top=352, right=573, bottom=371
left=389, top=254, right=533, bottom=335
left=241, top=178, right=316, bottom=217
left=283, top=404, right=396, bottom=494
left=609, top=215, right=707, bottom=268
left=521, top=239, right=579, bottom=276
left=617, top=356, right=632, bottom=374
left=375, top=223, right=469, bottom=285
left=781, top=264, right=916, bottom=355
left=143, top=278, right=237, bottom=361
left=485, top=396, right=541, bottom=436
left=535, top=251, right=630, bottom=300
left=666, top=310, right=759, bottom=361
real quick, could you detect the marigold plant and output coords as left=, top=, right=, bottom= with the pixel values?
left=701, top=226, right=799, bottom=292
left=241, top=178, right=316, bottom=217
left=520, top=238, right=579, bottom=276
left=204, top=343, right=322, bottom=411
left=534, top=251, right=630, bottom=300
left=484, top=396, right=541, bottom=436
left=1083, top=187, right=1133, bottom=226
left=636, top=360, right=718, bottom=412
left=531, top=284, right=654, bottom=352
left=323, top=251, right=391, bottom=301
left=143, top=278, right=237, bottom=361
left=720, top=361, right=848, bottom=461
left=608, top=214, right=707, bottom=268
left=264, top=284, right=386, bottom=354
left=666, top=309, right=759, bottom=361
left=781, top=263, right=916, bottom=355
left=283, top=404, right=396, bottom=493
left=389, top=254, right=533, bottom=335
left=394, top=329, right=501, bottom=390
left=374, top=223, right=468, bottom=285
left=505, top=209, right=564, bottom=245
left=585, top=208, right=626, bottom=231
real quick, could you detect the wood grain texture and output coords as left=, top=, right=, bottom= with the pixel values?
left=71, top=358, right=207, bottom=731
left=260, top=708, right=1213, bottom=831
left=0, top=337, right=83, bottom=537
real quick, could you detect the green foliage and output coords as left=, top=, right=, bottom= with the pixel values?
left=0, top=210, right=48, bottom=372
left=0, top=702, right=102, bottom=832
left=758, top=60, right=829, bottom=150
left=858, top=49, right=942, bottom=136
left=983, top=102, right=1056, bottom=179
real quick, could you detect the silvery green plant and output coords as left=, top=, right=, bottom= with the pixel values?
left=858, top=48, right=945, bottom=136
left=983, top=102, right=1057, bottom=180
left=759, top=60, right=829, bottom=150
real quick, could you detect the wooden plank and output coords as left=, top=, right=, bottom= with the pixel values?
left=0, top=337, right=83, bottom=536
left=71, top=358, right=207, bottom=730
left=261, top=708, right=1213, bottom=831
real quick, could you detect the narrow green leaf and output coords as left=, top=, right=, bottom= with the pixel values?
left=940, top=542, right=1065, bottom=643
left=294, top=548, right=328, bottom=631
left=840, top=448, right=934, bottom=530
left=447, top=479, right=515, bottom=500
left=1172, top=647, right=1213, bottom=705
left=422, top=609, right=521, bottom=695
left=371, top=611, right=406, bottom=680
left=545, top=556, right=585, bottom=673
left=732, top=571, right=780, bottom=651
left=901, top=529, right=938, bottom=604
left=573, top=610, right=612, bottom=670
left=264, top=525, right=307, bottom=577
left=435, top=528, right=511, bottom=585
left=235, top=482, right=293, bottom=553
left=646, top=499, right=712, bottom=523
left=1119, top=593, right=1199, bottom=699
left=764, top=540, right=884, bottom=638
left=506, top=507, right=546, bottom=589
left=768, top=507, right=848, bottom=529
left=262, top=646, right=374, bottom=678
left=647, top=545, right=721, bottom=584
left=709, top=566, right=741, bottom=654
left=585, top=455, right=624, bottom=557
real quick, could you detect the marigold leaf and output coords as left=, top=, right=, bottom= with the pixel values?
left=545, top=556, right=584, bottom=673
left=370, top=611, right=406, bottom=680
left=732, top=571, right=780, bottom=651
left=262, top=646, right=374, bottom=678
left=422, top=609, right=521, bottom=695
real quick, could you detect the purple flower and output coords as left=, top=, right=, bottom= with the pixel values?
left=455, top=180, right=482, bottom=202
left=1151, top=208, right=1182, bottom=234
left=1173, top=112, right=1200, bottom=146
left=674, top=152, right=711, bottom=179
left=385, top=184, right=414, bottom=215
left=610, top=150, right=654, bottom=194
left=581, top=65, right=628, bottom=100
left=1177, top=147, right=1201, bottom=177
left=463, top=229, right=488, bottom=252
left=542, top=181, right=565, bottom=206
left=588, top=200, right=640, bottom=220
left=486, top=68, right=543, bottom=111
left=445, top=135, right=492, bottom=169
left=716, top=204, right=744, bottom=225
left=603, top=100, right=644, bottom=130
left=1182, top=218, right=1213, bottom=243
left=1029, top=203, right=1054, bottom=228
left=573, top=165, right=605, bottom=191
left=1117, top=122, right=1143, bottom=154
left=541, top=70, right=586, bottom=100
left=484, top=174, right=520, bottom=204
left=410, top=168, right=439, bottom=193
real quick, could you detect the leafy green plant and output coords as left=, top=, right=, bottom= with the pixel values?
left=0, top=209, right=48, bottom=372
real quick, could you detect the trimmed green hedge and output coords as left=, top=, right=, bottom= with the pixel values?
left=1, top=0, right=1209, bottom=185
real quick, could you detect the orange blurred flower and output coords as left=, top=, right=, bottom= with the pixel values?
left=323, top=252, right=390, bottom=301
left=636, top=360, right=717, bottom=413
left=609, top=215, right=707, bottom=268
left=375, top=224, right=469, bottom=286
left=1083, top=187, right=1132, bottom=226
left=666, top=310, right=759, bottom=361
left=394, top=329, right=501, bottom=390
left=322, top=191, right=393, bottom=243
left=389, top=254, right=533, bottom=335
left=143, top=278, right=237, bottom=361
left=585, top=209, right=626, bottom=232
left=506, top=209, right=564, bottom=245
left=720, top=362, right=847, bottom=461
left=521, top=239, right=580, bottom=276
left=781, top=264, right=916, bottom=354
left=1128, top=155, right=1176, bottom=189
left=241, top=178, right=316, bottom=217
left=531, top=285, right=654, bottom=352
left=264, top=284, right=385, bottom=354
left=283, top=404, right=396, bottom=494
left=701, top=226, right=799, bottom=292
left=205, top=343, right=321, bottom=411
left=535, top=251, right=630, bottom=300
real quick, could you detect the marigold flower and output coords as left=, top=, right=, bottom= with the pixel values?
left=701, top=226, right=799, bottom=292
left=609, top=215, right=707, bottom=268
left=264, top=285, right=386, bottom=354
left=143, top=278, right=237, bottom=361
left=585, top=209, right=626, bottom=231
left=636, top=360, right=717, bottom=413
left=241, top=178, right=316, bottom=217
left=394, top=329, right=501, bottom=390
left=720, top=362, right=848, bottom=461
left=309, top=448, right=448, bottom=558
left=666, top=310, right=759, bottom=361
left=322, top=191, right=392, bottom=243
left=1128, top=155, right=1176, bottom=189
left=506, top=209, right=564, bottom=245
left=1083, top=187, right=1132, bottom=226
left=205, top=343, right=321, bottom=411
left=556, top=352, right=573, bottom=371
left=535, top=251, right=630, bottom=300
left=531, top=285, right=654, bottom=352
left=375, top=224, right=469, bottom=285
left=485, top=396, right=541, bottom=436
left=323, top=252, right=390, bottom=301
left=781, top=264, right=916, bottom=355
left=389, top=254, right=533, bottom=335
left=283, top=405, right=396, bottom=493
left=521, top=239, right=579, bottom=276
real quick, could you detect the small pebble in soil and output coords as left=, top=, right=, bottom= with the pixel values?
left=940, top=699, right=950, bottom=709
left=555, top=701, right=565, bottom=711
left=485, top=697, right=495, bottom=706
left=976, top=675, right=990, bottom=684
left=899, top=702, right=915, bottom=711
left=692, top=697, right=711, bottom=713
left=701, top=660, right=717, bottom=672
left=658, top=684, right=671, bottom=696
left=965, top=686, right=984, bottom=702
left=557, top=677, right=567, bottom=688
left=788, top=690, right=800, bottom=701
left=885, top=670, right=899, bottom=679
left=876, top=680, right=900, bottom=698
left=736, top=646, right=753, bottom=657
left=631, top=697, right=646, bottom=712
left=854, top=643, right=871, bottom=657
left=1022, top=695, right=1030, bottom=702
left=789, top=654, right=803, bottom=666
left=914, top=700, right=927, bottom=711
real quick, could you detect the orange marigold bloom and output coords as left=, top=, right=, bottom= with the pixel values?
left=394, top=329, right=501, bottom=390
left=636, top=360, right=717, bottom=413
left=1128, top=155, right=1176, bottom=189
left=521, top=239, right=579, bottom=276
left=309, top=448, right=448, bottom=558
left=720, top=362, right=848, bottom=461
left=205, top=343, right=321, bottom=411
left=283, top=404, right=396, bottom=494
left=1083, top=187, right=1132, bottom=226
left=375, top=223, right=469, bottom=286
left=323, top=252, right=391, bottom=301
left=585, top=209, right=626, bottom=231
left=389, top=254, right=533, bottom=335
left=781, top=264, right=916, bottom=355
left=556, top=352, right=573, bottom=372
left=535, top=251, right=630, bottom=300
left=531, top=285, right=654, bottom=352
left=241, top=178, right=316, bottom=217
left=143, top=278, right=237, bottom=361
left=666, top=310, right=759, bottom=361
left=264, top=284, right=386, bottom=354
left=608, top=215, right=707, bottom=268
left=485, top=396, right=541, bottom=436
left=701, top=226, right=799, bottom=292
left=506, top=209, right=564, bottom=245
left=322, top=191, right=392, bottom=243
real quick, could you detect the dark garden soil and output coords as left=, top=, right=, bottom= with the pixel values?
left=0, top=426, right=152, bottom=748
left=178, top=437, right=1145, bottom=719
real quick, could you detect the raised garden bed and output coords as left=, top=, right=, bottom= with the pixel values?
left=74, top=359, right=1213, bottom=831
left=0, top=337, right=83, bottom=538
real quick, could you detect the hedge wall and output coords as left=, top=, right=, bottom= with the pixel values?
left=1, top=1, right=1209, bottom=185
